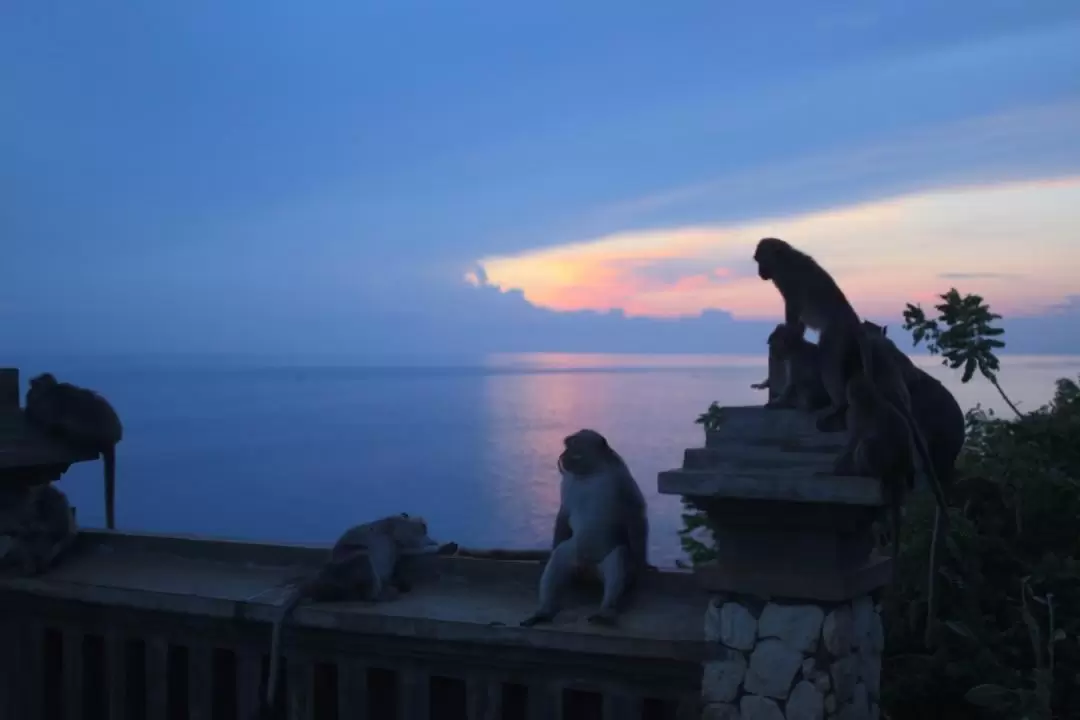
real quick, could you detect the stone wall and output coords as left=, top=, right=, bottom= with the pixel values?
left=700, top=592, right=883, bottom=720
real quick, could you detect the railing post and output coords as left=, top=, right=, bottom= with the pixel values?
left=660, top=407, right=890, bottom=720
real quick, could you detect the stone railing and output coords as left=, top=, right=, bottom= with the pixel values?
left=660, top=407, right=889, bottom=720
left=0, top=529, right=707, bottom=719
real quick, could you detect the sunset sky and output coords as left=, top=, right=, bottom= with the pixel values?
left=3, top=1, right=1079, bottom=356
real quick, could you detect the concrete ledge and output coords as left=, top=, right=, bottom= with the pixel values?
left=0, top=530, right=718, bottom=663
left=658, top=469, right=884, bottom=506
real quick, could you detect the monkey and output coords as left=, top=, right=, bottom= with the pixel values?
left=255, top=513, right=455, bottom=719
left=520, top=429, right=649, bottom=628
left=860, top=320, right=965, bottom=646
left=761, top=322, right=831, bottom=412
left=750, top=324, right=787, bottom=403
left=753, top=238, right=950, bottom=537
left=833, top=372, right=916, bottom=574
left=0, top=484, right=77, bottom=577
left=24, top=373, right=123, bottom=530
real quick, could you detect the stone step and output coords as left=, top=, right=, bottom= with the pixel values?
left=704, top=406, right=845, bottom=452
left=657, top=468, right=883, bottom=506
left=683, top=445, right=839, bottom=471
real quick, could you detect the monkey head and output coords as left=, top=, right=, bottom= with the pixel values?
left=29, top=373, right=57, bottom=390
left=385, top=514, right=434, bottom=545
left=767, top=322, right=806, bottom=356
left=753, top=237, right=792, bottom=281
left=558, top=429, right=616, bottom=476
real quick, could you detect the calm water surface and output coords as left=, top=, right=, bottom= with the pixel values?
left=13, top=353, right=1080, bottom=566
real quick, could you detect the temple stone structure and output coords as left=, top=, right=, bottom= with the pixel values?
left=659, top=407, right=890, bottom=720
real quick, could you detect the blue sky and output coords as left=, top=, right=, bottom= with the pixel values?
left=3, top=0, right=1079, bottom=357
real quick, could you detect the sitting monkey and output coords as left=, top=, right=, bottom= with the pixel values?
left=521, top=429, right=649, bottom=628
left=762, top=322, right=830, bottom=412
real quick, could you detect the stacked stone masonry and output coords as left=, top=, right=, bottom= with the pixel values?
left=701, top=593, right=883, bottom=720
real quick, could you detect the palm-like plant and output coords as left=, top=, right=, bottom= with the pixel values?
left=902, top=288, right=1022, bottom=417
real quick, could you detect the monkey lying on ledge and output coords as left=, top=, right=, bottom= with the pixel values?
left=254, top=514, right=457, bottom=719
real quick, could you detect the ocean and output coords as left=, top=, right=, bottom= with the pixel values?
left=12, top=352, right=1080, bottom=567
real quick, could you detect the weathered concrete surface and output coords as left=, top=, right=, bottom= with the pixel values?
left=661, top=407, right=883, bottom=507
left=0, top=529, right=714, bottom=662
left=659, top=469, right=883, bottom=506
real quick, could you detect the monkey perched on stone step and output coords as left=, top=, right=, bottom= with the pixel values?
left=861, top=320, right=965, bottom=645
left=762, top=322, right=830, bottom=412
left=753, top=237, right=949, bottom=533
left=520, top=429, right=649, bottom=628
left=833, top=372, right=916, bottom=573
left=750, top=324, right=787, bottom=403
left=24, top=373, right=123, bottom=529
left=255, top=514, right=455, bottom=720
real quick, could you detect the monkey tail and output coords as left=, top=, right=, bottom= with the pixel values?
left=903, top=409, right=951, bottom=532
left=102, top=445, right=116, bottom=530
left=263, top=580, right=314, bottom=713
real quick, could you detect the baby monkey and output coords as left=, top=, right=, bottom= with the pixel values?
left=762, top=322, right=830, bottom=412
left=750, top=324, right=786, bottom=403
left=834, top=373, right=915, bottom=569
left=24, top=373, right=123, bottom=529
left=256, top=514, right=456, bottom=719
left=521, top=429, right=649, bottom=628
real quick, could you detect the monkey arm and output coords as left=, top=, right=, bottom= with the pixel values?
left=551, top=507, right=572, bottom=549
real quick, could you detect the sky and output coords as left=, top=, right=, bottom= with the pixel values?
left=3, top=0, right=1080, bottom=357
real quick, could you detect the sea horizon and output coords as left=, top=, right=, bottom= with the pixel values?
left=6, top=351, right=1079, bottom=567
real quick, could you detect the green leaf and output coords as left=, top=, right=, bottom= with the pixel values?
left=964, top=684, right=1017, bottom=709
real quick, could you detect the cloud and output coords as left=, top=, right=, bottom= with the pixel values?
left=477, top=175, right=1080, bottom=322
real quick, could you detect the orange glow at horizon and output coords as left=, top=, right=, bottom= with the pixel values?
left=475, top=176, right=1080, bottom=321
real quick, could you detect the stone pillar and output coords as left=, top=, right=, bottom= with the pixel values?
left=660, top=407, right=890, bottom=720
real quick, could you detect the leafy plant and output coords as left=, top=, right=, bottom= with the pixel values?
left=695, top=401, right=725, bottom=432
left=902, top=288, right=1021, bottom=416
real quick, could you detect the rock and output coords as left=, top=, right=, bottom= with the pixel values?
left=851, top=596, right=882, bottom=653
left=801, top=658, right=817, bottom=678
left=858, top=648, right=880, bottom=698
left=703, top=649, right=748, bottom=703
left=852, top=683, right=869, bottom=717
left=702, top=703, right=742, bottom=720
left=706, top=600, right=758, bottom=651
left=744, top=639, right=803, bottom=699
left=814, top=670, right=831, bottom=694
left=740, top=695, right=785, bottom=720
left=758, top=603, right=825, bottom=653
left=786, top=681, right=825, bottom=720
left=836, top=682, right=870, bottom=720
left=824, top=693, right=837, bottom=714
left=830, top=655, right=859, bottom=704
left=822, top=606, right=854, bottom=656
left=869, top=702, right=880, bottom=720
